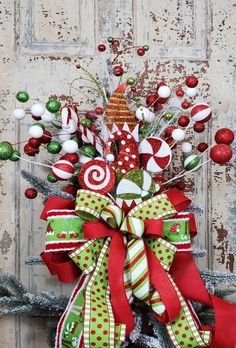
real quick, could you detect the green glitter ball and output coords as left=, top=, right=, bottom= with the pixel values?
left=9, top=150, right=21, bottom=161
left=46, top=100, right=61, bottom=113
left=70, top=166, right=80, bottom=184
left=107, top=36, right=114, bottom=43
left=143, top=45, right=149, bottom=52
left=81, top=145, right=98, bottom=158
left=16, top=91, right=29, bottom=103
left=0, top=142, right=14, bottom=160
left=80, top=118, right=92, bottom=127
left=127, top=77, right=136, bottom=86
left=47, top=173, right=58, bottom=183
left=34, top=122, right=45, bottom=130
left=47, top=141, right=62, bottom=154
left=164, top=112, right=174, bottom=121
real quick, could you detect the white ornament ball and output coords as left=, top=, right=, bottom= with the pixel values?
left=185, top=87, right=198, bottom=98
left=181, top=142, right=192, bottom=153
left=13, top=108, right=26, bottom=120
left=52, top=160, right=74, bottom=180
left=158, top=85, right=171, bottom=98
left=79, top=155, right=92, bottom=164
left=135, top=106, right=151, bottom=122
left=146, top=111, right=155, bottom=123
left=62, top=120, right=77, bottom=134
left=58, top=130, right=71, bottom=142
left=62, top=139, right=78, bottom=153
left=172, top=128, right=185, bottom=142
left=31, top=103, right=45, bottom=117
left=106, top=154, right=115, bottom=162
left=41, top=110, right=55, bottom=122
left=29, top=125, right=44, bottom=138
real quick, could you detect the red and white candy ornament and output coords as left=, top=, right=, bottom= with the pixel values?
left=78, top=159, right=115, bottom=194
left=52, top=160, right=74, bottom=180
left=190, top=103, right=212, bottom=123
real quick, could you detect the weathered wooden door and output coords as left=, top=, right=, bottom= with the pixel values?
left=0, top=0, right=235, bottom=346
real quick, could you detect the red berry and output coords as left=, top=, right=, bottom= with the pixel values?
left=210, top=144, right=233, bottom=164
left=146, top=93, right=158, bottom=107
left=164, top=126, right=177, bottom=138
left=137, top=47, right=145, bottom=56
left=197, top=142, right=208, bottom=152
left=214, top=128, right=234, bottom=145
left=112, top=39, right=120, bottom=47
left=176, top=180, right=185, bottom=190
left=131, top=86, right=137, bottom=92
left=157, top=96, right=168, bottom=104
left=166, top=137, right=177, bottom=149
left=61, top=153, right=79, bottom=164
left=32, top=115, right=41, bottom=121
left=40, top=130, right=52, bottom=144
left=98, top=44, right=106, bottom=52
left=193, top=122, right=205, bottom=133
left=176, top=88, right=184, bottom=97
left=28, top=137, right=42, bottom=148
left=153, top=173, right=165, bottom=183
left=178, top=116, right=190, bottom=127
left=112, top=65, right=124, bottom=76
left=85, top=111, right=96, bottom=120
left=181, top=100, right=190, bottom=109
left=25, top=188, right=38, bottom=199
left=185, top=75, right=198, bottom=88
left=95, top=107, right=104, bottom=115
left=24, top=143, right=39, bottom=156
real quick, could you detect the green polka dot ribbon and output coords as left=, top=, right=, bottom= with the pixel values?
left=56, top=189, right=211, bottom=348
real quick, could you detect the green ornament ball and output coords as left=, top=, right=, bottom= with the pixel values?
left=16, top=91, right=29, bottom=103
left=47, top=173, right=58, bottom=183
left=143, top=45, right=149, bottom=51
left=70, top=166, right=80, bottom=184
left=0, top=142, right=14, bottom=160
left=80, top=118, right=92, bottom=127
left=46, top=100, right=61, bottom=113
left=34, top=122, right=45, bottom=130
left=9, top=150, right=21, bottom=161
left=107, top=36, right=113, bottom=43
left=81, top=145, right=99, bottom=158
left=184, top=155, right=201, bottom=171
left=127, top=77, right=136, bottom=86
left=164, top=112, right=174, bottom=121
left=47, top=141, right=62, bottom=154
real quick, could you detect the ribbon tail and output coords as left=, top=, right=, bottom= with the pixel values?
left=108, top=233, right=135, bottom=335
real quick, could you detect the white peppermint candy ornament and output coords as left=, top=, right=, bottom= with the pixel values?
left=190, top=103, right=212, bottom=123
left=139, top=137, right=172, bottom=173
left=52, top=160, right=74, bottom=180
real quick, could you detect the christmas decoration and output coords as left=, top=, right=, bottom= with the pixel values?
left=0, top=37, right=235, bottom=348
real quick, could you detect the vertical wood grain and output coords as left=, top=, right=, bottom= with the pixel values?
left=0, top=0, right=235, bottom=347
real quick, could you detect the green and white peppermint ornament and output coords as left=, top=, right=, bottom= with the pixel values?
left=116, top=169, right=155, bottom=210
left=184, top=154, right=201, bottom=171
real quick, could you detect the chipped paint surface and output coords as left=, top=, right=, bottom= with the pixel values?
left=0, top=0, right=235, bottom=346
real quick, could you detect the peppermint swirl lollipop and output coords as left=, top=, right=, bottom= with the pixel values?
left=78, top=159, right=115, bottom=194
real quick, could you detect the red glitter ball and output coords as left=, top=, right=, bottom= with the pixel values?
left=24, top=143, right=39, bottom=156
left=40, top=130, right=52, bottom=144
left=210, top=144, right=233, bottom=164
left=98, top=44, right=106, bottom=52
left=61, top=153, right=79, bottom=164
left=25, top=188, right=38, bottom=199
left=28, top=137, right=42, bottom=148
left=181, top=100, right=190, bottom=109
left=176, top=88, right=184, bottom=97
left=178, top=116, right=190, bottom=127
left=197, top=142, right=208, bottom=152
left=185, top=75, right=198, bottom=88
left=214, top=128, right=234, bottom=145
left=137, top=47, right=145, bottom=56
left=193, top=122, right=205, bottom=133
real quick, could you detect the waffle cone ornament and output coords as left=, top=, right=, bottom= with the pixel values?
left=104, top=83, right=139, bottom=140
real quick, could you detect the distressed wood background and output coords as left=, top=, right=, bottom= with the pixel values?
left=0, top=0, right=235, bottom=346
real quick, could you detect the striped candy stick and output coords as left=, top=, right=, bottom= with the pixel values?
left=79, top=124, right=104, bottom=156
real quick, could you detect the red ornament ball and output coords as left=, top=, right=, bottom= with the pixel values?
left=25, top=188, right=38, bottom=199
left=28, top=137, right=41, bottom=148
left=40, top=130, right=52, bottom=144
left=85, top=111, right=96, bottom=120
left=24, top=143, right=39, bottom=156
left=197, top=142, right=208, bottom=152
left=137, top=47, right=145, bottom=56
left=153, top=173, right=165, bottom=183
left=193, top=122, right=205, bottom=133
left=176, top=180, right=186, bottom=190
left=61, top=153, right=79, bottom=164
left=112, top=39, right=120, bottom=47
left=185, top=76, right=198, bottom=88
left=214, top=128, right=234, bottom=145
left=178, top=116, right=190, bottom=127
left=146, top=93, right=158, bottom=107
left=181, top=100, right=190, bottom=109
left=164, top=125, right=177, bottom=138
left=95, top=107, right=104, bottom=115
left=98, top=44, right=106, bottom=52
left=176, top=88, right=184, bottom=97
left=131, top=86, right=137, bottom=92
left=113, top=65, right=124, bottom=76
left=210, top=144, right=233, bottom=164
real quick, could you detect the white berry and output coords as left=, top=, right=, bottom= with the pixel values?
left=158, top=86, right=171, bottom=98
left=31, top=103, right=45, bottom=117
left=181, top=142, right=192, bottom=153
left=29, top=125, right=44, bottom=138
left=62, top=140, right=78, bottom=153
left=41, top=110, right=55, bottom=122
left=172, top=128, right=185, bottom=142
left=13, top=108, right=26, bottom=120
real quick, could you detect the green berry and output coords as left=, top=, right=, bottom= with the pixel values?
left=16, top=91, right=29, bottom=103
left=107, top=36, right=113, bottom=43
left=34, top=122, right=45, bottom=130
left=46, top=100, right=61, bottom=113
left=164, top=112, right=174, bottom=121
left=127, top=77, right=136, bottom=86
left=47, top=141, right=62, bottom=154
left=143, top=45, right=149, bottom=51
left=9, top=150, right=21, bottom=161
left=47, top=173, right=58, bottom=183
left=0, top=142, right=14, bottom=160
left=81, top=145, right=99, bottom=158
left=80, top=118, right=92, bottom=127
